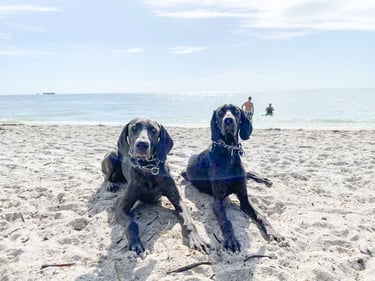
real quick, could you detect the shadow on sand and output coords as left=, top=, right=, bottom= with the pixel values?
left=75, top=182, right=183, bottom=281
left=75, top=178, right=268, bottom=281
left=180, top=177, right=268, bottom=281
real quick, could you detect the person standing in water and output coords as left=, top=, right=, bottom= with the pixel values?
left=265, top=103, right=274, bottom=116
left=242, top=96, right=254, bottom=121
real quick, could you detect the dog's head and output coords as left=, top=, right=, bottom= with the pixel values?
left=210, top=104, right=252, bottom=144
left=117, top=118, right=173, bottom=161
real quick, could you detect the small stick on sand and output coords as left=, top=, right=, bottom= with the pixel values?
left=146, top=216, right=159, bottom=226
left=243, top=254, right=272, bottom=262
left=19, top=212, right=25, bottom=223
left=167, top=261, right=212, bottom=274
left=40, top=263, right=76, bottom=270
left=213, top=233, right=222, bottom=244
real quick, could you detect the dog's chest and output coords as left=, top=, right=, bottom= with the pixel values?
left=137, top=176, right=162, bottom=202
left=212, top=154, right=242, bottom=172
left=143, top=177, right=157, bottom=190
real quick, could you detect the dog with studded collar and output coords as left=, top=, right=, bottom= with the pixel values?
left=183, top=104, right=281, bottom=252
left=101, top=118, right=209, bottom=255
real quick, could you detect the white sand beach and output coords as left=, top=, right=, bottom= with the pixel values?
left=0, top=124, right=374, bottom=281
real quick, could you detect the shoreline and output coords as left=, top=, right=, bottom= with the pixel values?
left=1, top=124, right=374, bottom=280
left=1, top=122, right=375, bottom=131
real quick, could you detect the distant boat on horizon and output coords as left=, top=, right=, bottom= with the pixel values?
left=42, top=92, right=56, bottom=95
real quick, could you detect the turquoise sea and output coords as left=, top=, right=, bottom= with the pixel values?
left=0, top=89, right=374, bottom=129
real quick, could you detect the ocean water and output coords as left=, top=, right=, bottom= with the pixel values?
left=0, top=89, right=374, bottom=129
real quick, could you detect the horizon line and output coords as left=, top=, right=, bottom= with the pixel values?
left=0, top=87, right=374, bottom=96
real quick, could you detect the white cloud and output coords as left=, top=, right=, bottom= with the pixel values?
left=113, top=48, right=145, bottom=54
left=169, top=46, right=207, bottom=54
left=252, top=30, right=314, bottom=40
left=144, top=0, right=375, bottom=38
left=0, top=5, right=60, bottom=17
left=11, top=24, right=46, bottom=33
left=0, top=32, right=10, bottom=39
left=0, top=48, right=47, bottom=57
left=144, top=0, right=250, bottom=9
left=156, top=10, right=248, bottom=19
left=231, top=41, right=253, bottom=48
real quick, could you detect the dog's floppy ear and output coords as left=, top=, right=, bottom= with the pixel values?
left=117, top=123, right=130, bottom=157
left=210, top=110, right=220, bottom=141
left=239, top=109, right=252, bottom=140
left=156, top=125, right=173, bottom=161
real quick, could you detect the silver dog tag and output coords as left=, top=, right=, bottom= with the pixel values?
left=151, top=167, right=159, bottom=175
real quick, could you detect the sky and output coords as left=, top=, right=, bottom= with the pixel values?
left=0, top=0, right=374, bottom=94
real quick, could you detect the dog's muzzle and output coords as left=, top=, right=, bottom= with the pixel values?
left=222, top=117, right=236, bottom=134
left=134, top=139, right=151, bottom=159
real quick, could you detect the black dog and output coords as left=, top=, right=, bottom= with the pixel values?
left=102, top=118, right=208, bottom=255
left=183, top=104, right=281, bottom=252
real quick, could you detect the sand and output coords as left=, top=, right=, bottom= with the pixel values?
left=0, top=124, right=374, bottom=281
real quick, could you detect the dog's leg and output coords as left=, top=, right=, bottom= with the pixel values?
left=116, top=184, right=144, bottom=255
left=237, top=186, right=281, bottom=242
left=102, top=151, right=126, bottom=192
left=163, top=179, right=209, bottom=254
left=213, top=197, right=241, bottom=252
left=210, top=179, right=241, bottom=252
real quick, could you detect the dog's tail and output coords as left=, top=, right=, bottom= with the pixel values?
left=246, top=171, right=273, bottom=187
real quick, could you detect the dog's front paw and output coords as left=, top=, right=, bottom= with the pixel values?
left=188, top=232, right=210, bottom=254
left=223, top=235, right=241, bottom=253
left=106, top=182, right=120, bottom=192
left=128, top=239, right=145, bottom=256
left=265, top=228, right=283, bottom=243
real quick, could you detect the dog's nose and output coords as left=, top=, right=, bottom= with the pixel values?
left=136, top=141, right=149, bottom=151
left=224, top=118, right=234, bottom=125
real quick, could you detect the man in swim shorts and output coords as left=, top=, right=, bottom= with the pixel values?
left=242, top=96, right=254, bottom=122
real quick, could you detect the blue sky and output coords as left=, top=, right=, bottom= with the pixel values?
left=0, top=0, right=374, bottom=94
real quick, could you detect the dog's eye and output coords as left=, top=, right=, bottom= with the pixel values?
left=150, top=128, right=157, bottom=134
left=234, top=109, right=239, bottom=115
left=218, top=110, right=225, bottom=117
left=131, top=124, right=139, bottom=132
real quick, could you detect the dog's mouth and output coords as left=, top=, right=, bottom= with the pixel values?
left=221, top=125, right=237, bottom=142
left=133, top=150, right=152, bottom=160
left=222, top=131, right=237, bottom=145
left=223, top=126, right=235, bottom=134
